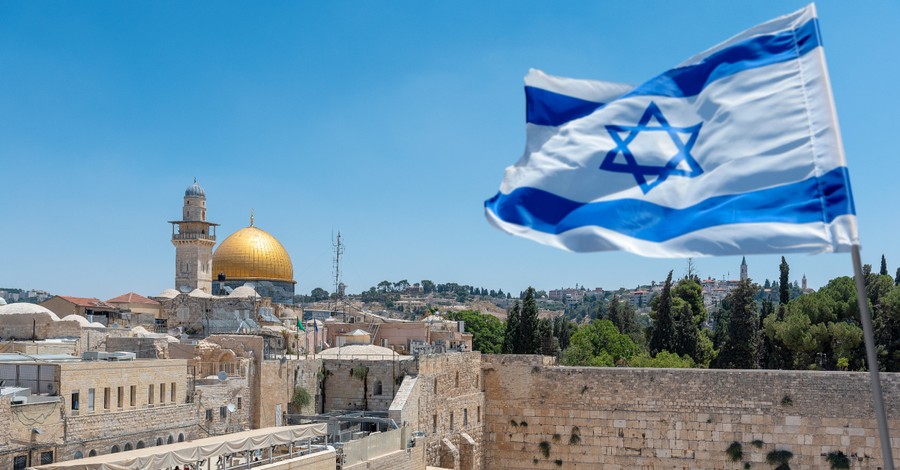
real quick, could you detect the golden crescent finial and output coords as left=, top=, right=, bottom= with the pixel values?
left=250, top=209, right=254, bottom=227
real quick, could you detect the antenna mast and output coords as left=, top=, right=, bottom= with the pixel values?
left=332, top=231, right=345, bottom=313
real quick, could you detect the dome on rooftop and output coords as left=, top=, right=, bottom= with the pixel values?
left=0, top=303, right=60, bottom=321
left=185, top=179, right=206, bottom=198
left=212, top=225, right=294, bottom=284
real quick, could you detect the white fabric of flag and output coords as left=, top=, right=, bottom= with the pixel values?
left=484, top=4, right=858, bottom=257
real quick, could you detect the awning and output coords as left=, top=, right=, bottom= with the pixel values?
left=32, top=423, right=327, bottom=470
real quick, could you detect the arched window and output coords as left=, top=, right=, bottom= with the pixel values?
left=167, top=435, right=174, bottom=444
left=374, top=380, right=383, bottom=395
left=124, top=443, right=132, bottom=451
left=111, top=445, right=120, bottom=454
left=156, top=438, right=163, bottom=446
left=178, top=433, right=185, bottom=442
left=74, top=451, right=83, bottom=459
left=88, top=450, right=97, bottom=457
left=136, top=441, right=145, bottom=449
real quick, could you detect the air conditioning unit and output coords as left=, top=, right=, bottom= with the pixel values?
left=107, top=352, right=136, bottom=361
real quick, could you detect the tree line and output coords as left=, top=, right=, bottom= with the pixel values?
left=454, top=255, right=900, bottom=372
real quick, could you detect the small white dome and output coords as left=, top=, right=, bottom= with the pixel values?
left=188, top=289, right=212, bottom=298
left=0, top=298, right=7, bottom=306
left=156, top=289, right=181, bottom=299
left=229, top=285, right=259, bottom=298
left=0, top=303, right=61, bottom=321
left=60, top=314, right=91, bottom=326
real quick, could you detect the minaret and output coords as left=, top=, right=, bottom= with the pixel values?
left=802, top=274, right=808, bottom=291
left=740, top=256, right=748, bottom=282
left=169, top=179, right=218, bottom=293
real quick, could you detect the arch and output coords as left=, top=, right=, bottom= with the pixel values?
left=136, top=441, right=145, bottom=449
left=111, top=445, right=120, bottom=454
left=124, top=443, right=132, bottom=451
left=167, top=435, right=174, bottom=444
left=156, top=437, right=163, bottom=446
left=88, top=450, right=97, bottom=457
left=178, top=433, right=185, bottom=442
left=74, top=451, right=83, bottom=459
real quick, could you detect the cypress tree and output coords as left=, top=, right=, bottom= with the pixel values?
left=895, top=267, right=900, bottom=287
left=650, top=271, right=677, bottom=355
left=717, top=278, right=759, bottom=369
left=779, top=257, right=790, bottom=305
left=881, top=255, right=889, bottom=276
left=503, top=302, right=520, bottom=354
left=674, top=302, right=699, bottom=359
left=517, top=287, right=540, bottom=354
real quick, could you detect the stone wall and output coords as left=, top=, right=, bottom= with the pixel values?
left=413, top=352, right=484, bottom=470
left=323, top=359, right=416, bottom=412
left=61, top=403, right=198, bottom=459
left=195, top=377, right=252, bottom=434
left=482, top=355, right=900, bottom=469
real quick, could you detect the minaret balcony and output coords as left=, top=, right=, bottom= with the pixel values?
left=172, top=233, right=216, bottom=241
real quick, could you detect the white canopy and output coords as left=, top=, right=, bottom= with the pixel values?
left=33, top=424, right=327, bottom=470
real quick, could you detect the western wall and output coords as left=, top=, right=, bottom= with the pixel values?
left=481, top=355, right=900, bottom=469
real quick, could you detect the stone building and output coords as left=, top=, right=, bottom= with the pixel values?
left=39, top=296, right=118, bottom=327
left=0, top=354, right=197, bottom=466
left=169, top=179, right=218, bottom=294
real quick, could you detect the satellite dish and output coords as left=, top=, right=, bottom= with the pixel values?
left=217, top=371, right=227, bottom=382
left=179, top=285, right=192, bottom=293
left=227, top=403, right=236, bottom=413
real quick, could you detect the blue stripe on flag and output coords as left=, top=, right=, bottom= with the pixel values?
left=484, top=166, right=854, bottom=242
left=525, top=86, right=605, bottom=127
left=526, top=18, right=821, bottom=127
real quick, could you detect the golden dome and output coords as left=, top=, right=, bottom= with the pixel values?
left=212, top=225, right=295, bottom=284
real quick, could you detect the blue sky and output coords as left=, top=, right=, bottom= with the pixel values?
left=2, top=1, right=898, bottom=300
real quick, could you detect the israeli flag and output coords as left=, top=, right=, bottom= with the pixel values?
left=485, top=4, right=858, bottom=257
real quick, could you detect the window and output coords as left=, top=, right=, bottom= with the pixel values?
left=220, top=406, right=227, bottom=419
left=178, top=433, right=185, bottom=442
left=167, top=435, right=174, bottom=444
left=13, top=455, right=26, bottom=470
left=156, top=438, right=163, bottom=446
left=88, top=450, right=96, bottom=457
left=374, top=380, right=383, bottom=395
left=237, top=397, right=242, bottom=409
left=130, top=386, right=136, bottom=407
left=171, top=383, right=176, bottom=402
left=136, top=441, right=145, bottom=449
left=160, top=383, right=165, bottom=403
left=103, top=388, right=110, bottom=410
left=432, top=414, right=437, bottom=433
left=455, top=371, right=459, bottom=388
left=74, top=451, right=83, bottom=459
left=71, top=392, right=80, bottom=411
left=450, top=412, right=454, bottom=431
left=117, top=387, right=123, bottom=408
left=464, top=408, right=468, bottom=426
left=434, top=378, right=438, bottom=394
left=148, top=385, right=154, bottom=405
left=88, top=388, right=95, bottom=412
left=477, top=406, right=481, bottom=423
left=124, top=443, right=132, bottom=451
left=40, top=451, right=53, bottom=465
left=206, top=409, right=213, bottom=421
left=111, top=445, right=120, bottom=454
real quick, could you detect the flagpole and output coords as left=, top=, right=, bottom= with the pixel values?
left=851, top=245, right=895, bottom=470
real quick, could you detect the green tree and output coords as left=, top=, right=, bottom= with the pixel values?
left=560, top=320, right=640, bottom=366
left=629, top=351, right=695, bottom=368
left=673, top=302, right=699, bottom=361
left=779, top=257, right=790, bottom=306
left=421, top=280, right=435, bottom=294
left=502, top=302, right=520, bottom=354
left=516, top=287, right=541, bottom=354
left=649, top=271, right=677, bottom=356
left=881, top=255, right=889, bottom=276
left=310, top=287, right=330, bottom=302
left=716, top=279, right=759, bottom=369
left=445, top=310, right=505, bottom=354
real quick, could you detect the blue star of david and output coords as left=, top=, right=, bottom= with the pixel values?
left=599, top=102, right=703, bottom=194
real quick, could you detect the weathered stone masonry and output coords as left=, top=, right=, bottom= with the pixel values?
left=482, top=355, right=900, bottom=470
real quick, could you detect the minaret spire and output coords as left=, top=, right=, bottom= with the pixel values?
left=250, top=209, right=255, bottom=227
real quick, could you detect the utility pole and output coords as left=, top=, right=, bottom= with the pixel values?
left=332, top=231, right=344, bottom=316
